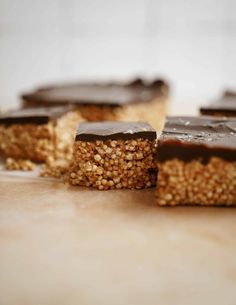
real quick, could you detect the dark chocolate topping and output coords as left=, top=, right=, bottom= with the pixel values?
left=158, top=116, right=236, bottom=162
left=200, top=92, right=236, bottom=116
left=224, top=90, right=236, bottom=97
left=0, top=106, right=72, bottom=125
left=21, top=78, right=168, bottom=108
left=76, top=121, right=156, bottom=141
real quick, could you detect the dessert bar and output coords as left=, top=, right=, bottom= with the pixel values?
left=156, top=116, right=236, bottom=206
left=68, top=121, right=157, bottom=190
left=21, top=78, right=169, bottom=130
left=200, top=90, right=236, bottom=117
left=0, top=106, right=82, bottom=163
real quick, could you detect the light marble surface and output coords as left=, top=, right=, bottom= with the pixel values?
left=0, top=175, right=236, bottom=305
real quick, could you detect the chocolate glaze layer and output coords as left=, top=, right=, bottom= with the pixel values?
left=21, top=78, right=168, bottom=108
left=76, top=121, right=156, bottom=141
left=224, top=90, right=236, bottom=97
left=0, top=106, right=73, bottom=125
left=158, top=116, right=236, bottom=162
left=200, top=91, right=236, bottom=116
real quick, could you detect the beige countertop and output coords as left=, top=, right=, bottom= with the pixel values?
left=0, top=174, right=236, bottom=305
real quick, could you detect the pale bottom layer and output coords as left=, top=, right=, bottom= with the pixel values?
left=0, top=123, right=54, bottom=162
left=156, top=157, right=236, bottom=206
left=0, top=111, right=83, bottom=166
left=68, top=139, right=157, bottom=190
left=113, top=97, right=167, bottom=132
left=75, top=97, right=168, bottom=131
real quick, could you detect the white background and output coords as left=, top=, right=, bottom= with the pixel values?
left=0, top=0, right=235, bottom=113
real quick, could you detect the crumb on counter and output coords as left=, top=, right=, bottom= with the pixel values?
left=5, top=158, right=36, bottom=171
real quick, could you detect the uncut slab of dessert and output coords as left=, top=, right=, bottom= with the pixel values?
left=0, top=81, right=235, bottom=206
left=21, top=78, right=168, bottom=130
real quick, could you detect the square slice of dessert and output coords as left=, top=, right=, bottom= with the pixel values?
left=156, top=116, right=236, bottom=206
left=68, top=121, right=157, bottom=190
left=0, top=106, right=82, bottom=164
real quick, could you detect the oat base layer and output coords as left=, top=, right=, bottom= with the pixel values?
left=0, top=123, right=54, bottom=162
left=68, top=139, right=157, bottom=190
left=75, top=97, right=167, bottom=131
left=0, top=111, right=83, bottom=174
left=156, top=157, right=236, bottom=206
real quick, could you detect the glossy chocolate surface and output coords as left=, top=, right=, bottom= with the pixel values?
left=21, top=78, right=168, bottom=108
left=76, top=121, right=156, bottom=141
left=0, top=106, right=72, bottom=125
left=158, top=116, right=236, bottom=162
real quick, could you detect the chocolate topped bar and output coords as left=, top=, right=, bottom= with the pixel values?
left=224, top=90, right=236, bottom=97
left=21, top=78, right=168, bottom=108
left=70, top=120, right=157, bottom=190
left=76, top=121, right=157, bottom=142
left=0, top=106, right=73, bottom=125
left=156, top=116, right=236, bottom=206
left=200, top=92, right=236, bottom=116
left=158, top=116, right=236, bottom=162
